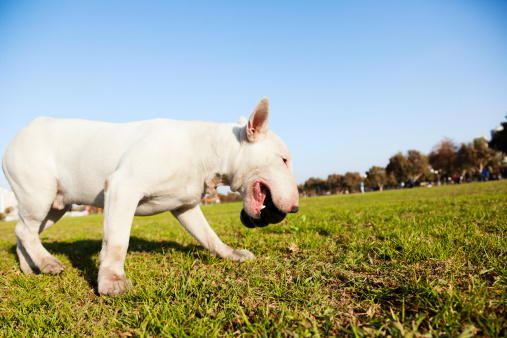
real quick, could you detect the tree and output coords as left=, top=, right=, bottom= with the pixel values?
left=218, top=192, right=243, bottom=203
left=458, top=138, right=503, bottom=179
left=429, top=138, right=458, bottom=176
left=327, top=174, right=345, bottom=194
left=457, top=143, right=477, bottom=178
left=304, top=177, right=327, bottom=196
left=385, top=173, right=398, bottom=188
left=470, top=137, right=495, bottom=173
left=407, top=150, right=430, bottom=183
left=343, top=172, right=361, bottom=193
left=487, top=152, right=503, bottom=177
left=386, top=152, right=409, bottom=184
left=489, top=116, right=507, bottom=154
left=365, top=166, right=386, bottom=191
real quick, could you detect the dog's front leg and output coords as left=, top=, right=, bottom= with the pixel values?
left=172, top=204, right=255, bottom=262
left=98, top=175, right=141, bottom=296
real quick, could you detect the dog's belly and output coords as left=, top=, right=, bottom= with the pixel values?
left=134, top=193, right=201, bottom=216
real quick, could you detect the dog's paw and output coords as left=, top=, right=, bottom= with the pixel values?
left=100, top=278, right=133, bottom=297
left=98, top=269, right=133, bottom=296
left=230, top=249, right=256, bottom=262
left=40, top=256, right=65, bottom=274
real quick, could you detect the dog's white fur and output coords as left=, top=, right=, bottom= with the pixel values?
left=2, top=97, right=299, bottom=296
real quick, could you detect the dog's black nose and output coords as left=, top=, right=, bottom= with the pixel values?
left=290, top=206, right=299, bottom=213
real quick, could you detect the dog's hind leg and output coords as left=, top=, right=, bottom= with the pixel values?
left=15, top=225, right=38, bottom=274
left=4, top=135, right=70, bottom=275
left=13, top=183, right=69, bottom=275
left=15, top=215, right=66, bottom=274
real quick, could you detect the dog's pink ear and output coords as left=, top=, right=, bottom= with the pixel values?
left=246, top=97, right=269, bottom=142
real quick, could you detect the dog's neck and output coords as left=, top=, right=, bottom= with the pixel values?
left=197, top=122, right=245, bottom=194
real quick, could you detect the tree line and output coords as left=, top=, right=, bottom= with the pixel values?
left=299, top=117, right=507, bottom=196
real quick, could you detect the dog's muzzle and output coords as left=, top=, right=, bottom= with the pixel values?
left=240, top=190, right=288, bottom=228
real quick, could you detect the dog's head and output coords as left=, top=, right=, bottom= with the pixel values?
left=231, top=97, right=299, bottom=228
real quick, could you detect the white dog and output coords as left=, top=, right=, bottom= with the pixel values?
left=2, top=98, right=299, bottom=296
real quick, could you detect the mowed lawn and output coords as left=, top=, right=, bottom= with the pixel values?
left=0, top=181, right=506, bottom=337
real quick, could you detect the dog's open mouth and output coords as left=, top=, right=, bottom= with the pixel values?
left=252, top=181, right=268, bottom=212
left=240, top=186, right=287, bottom=228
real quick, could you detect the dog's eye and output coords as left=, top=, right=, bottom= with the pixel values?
left=282, top=157, right=288, bottom=166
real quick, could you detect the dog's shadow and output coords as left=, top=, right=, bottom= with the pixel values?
left=9, top=237, right=203, bottom=292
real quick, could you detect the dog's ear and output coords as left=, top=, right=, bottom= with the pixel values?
left=246, top=97, right=269, bottom=142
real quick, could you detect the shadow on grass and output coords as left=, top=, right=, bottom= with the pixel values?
left=8, top=237, right=203, bottom=292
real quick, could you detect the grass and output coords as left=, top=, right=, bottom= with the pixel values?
left=0, top=181, right=506, bottom=337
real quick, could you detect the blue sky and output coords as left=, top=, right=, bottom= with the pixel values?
left=1, top=1, right=506, bottom=191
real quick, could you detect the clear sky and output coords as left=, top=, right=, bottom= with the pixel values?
left=1, top=0, right=506, bottom=191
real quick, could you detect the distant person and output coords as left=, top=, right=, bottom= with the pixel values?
left=482, top=169, right=488, bottom=181
left=360, top=182, right=364, bottom=194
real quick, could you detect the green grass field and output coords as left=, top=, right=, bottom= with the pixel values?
left=1, top=181, right=506, bottom=337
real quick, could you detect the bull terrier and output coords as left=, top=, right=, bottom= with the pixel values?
left=2, top=97, right=299, bottom=296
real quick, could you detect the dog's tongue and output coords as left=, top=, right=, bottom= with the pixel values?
left=253, top=182, right=267, bottom=210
